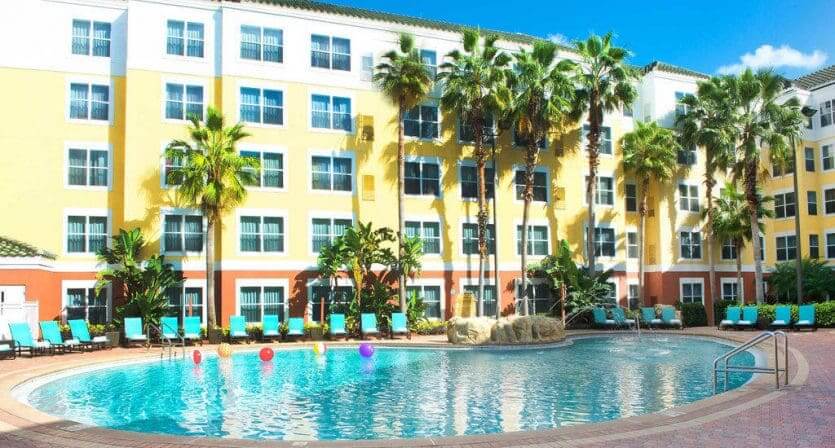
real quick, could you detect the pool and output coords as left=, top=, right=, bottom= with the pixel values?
left=20, top=335, right=757, bottom=441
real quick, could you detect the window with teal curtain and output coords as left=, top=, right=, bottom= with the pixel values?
left=331, top=37, right=350, bottom=71
left=333, top=219, right=351, bottom=239
left=423, top=286, right=441, bottom=318
left=262, top=152, right=283, bottom=188
left=311, top=218, right=331, bottom=252
left=240, top=150, right=260, bottom=186
left=69, top=83, right=88, bottom=119
left=240, top=287, right=261, bottom=322
left=422, top=222, right=441, bottom=253
left=240, top=216, right=260, bottom=252
left=263, top=287, right=283, bottom=321
left=463, top=285, right=497, bottom=317
left=92, top=22, right=110, bottom=57
left=311, top=35, right=330, bottom=68
left=263, top=28, right=283, bottom=62
left=311, top=94, right=331, bottom=128
left=263, top=217, right=283, bottom=252
left=183, top=216, right=203, bottom=252
left=167, top=20, right=185, bottom=55
left=72, top=20, right=90, bottom=55
left=332, top=96, right=351, bottom=130
left=89, top=150, right=108, bottom=186
left=310, top=285, right=352, bottom=322
left=90, top=85, right=109, bottom=120
left=263, top=90, right=283, bottom=124
left=240, top=87, right=260, bottom=123
left=67, top=216, right=86, bottom=253
left=166, top=83, right=184, bottom=119
left=184, top=287, right=203, bottom=323
left=240, top=25, right=260, bottom=60
left=163, top=215, right=182, bottom=252
left=332, top=157, right=351, bottom=191
left=165, top=286, right=182, bottom=320
left=87, top=217, right=107, bottom=253
left=68, top=149, right=88, bottom=186
left=185, top=85, right=203, bottom=120
left=66, top=288, right=87, bottom=320
left=311, top=156, right=332, bottom=190
left=463, top=223, right=495, bottom=254
left=186, top=22, right=204, bottom=57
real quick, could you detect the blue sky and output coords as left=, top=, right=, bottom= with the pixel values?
left=328, top=0, right=833, bottom=78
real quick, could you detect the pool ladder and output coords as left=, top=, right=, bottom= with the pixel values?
left=712, top=330, right=788, bottom=394
left=147, top=322, right=184, bottom=360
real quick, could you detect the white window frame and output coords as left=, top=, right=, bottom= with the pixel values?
left=70, top=19, right=111, bottom=58
left=773, top=189, right=797, bottom=220
left=826, top=229, right=835, bottom=260
left=582, top=124, right=614, bottom=156
left=404, top=156, right=442, bottom=198
left=161, top=79, right=207, bottom=123
left=64, top=141, right=112, bottom=190
left=308, top=149, right=355, bottom=195
left=679, top=277, right=705, bottom=305
left=458, top=160, right=495, bottom=202
left=460, top=218, right=497, bottom=257
left=604, top=280, right=619, bottom=305
left=775, top=232, right=798, bottom=262
left=626, top=230, right=639, bottom=259
left=159, top=142, right=184, bottom=189
left=61, top=280, right=112, bottom=324
left=165, top=279, right=207, bottom=324
left=583, top=222, right=617, bottom=259
left=720, top=277, right=743, bottom=302
left=824, top=184, right=835, bottom=216
left=309, top=211, right=354, bottom=256
left=678, top=183, right=700, bottom=213
left=584, top=173, right=616, bottom=206
left=678, top=227, right=703, bottom=260
left=627, top=280, right=639, bottom=307
left=309, top=91, right=354, bottom=133
left=403, top=103, right=441, bottom=141
left=625, top=183, right=637, bottom=212
left=404, top=216, right=444, bottom=256
left=160, top=208, right=205, bottom=256
left=514, top=220, right=550, bottom=258
left=721, top=239, right=737, bottom=261
left=236, top=209, right=288, bottom=256
left=165, top=19, right=205, bottom=59
left=237, top=82, right=287, bottom=128
left=235, top=278, right=290, bottom=324
left=513, top=165, right=550, bottom=203
left=63, top=208, right=111, bottom=256
left=457, top=115, right=497, bottom=145
left=309, top=34, right=351, bottom=71
left=239, top=145, right=287, bottom=192
left=306, top=277, right=354, bottom=323
left=65, top=78, right=113, bottom=125
left=822, top=144, right=834, bottom=172
left=405, top=278, right=445, bottom=321
left=459, top=277, right=498, bottom=313
left=238, top=25, right=284, bottom=64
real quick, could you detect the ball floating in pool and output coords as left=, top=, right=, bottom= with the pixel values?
left=259, top=347, right=274, bottom=362
left=358, top=343, right=374, bottom=358
left=217, top=343, right=232, bottom=358
left=313, top=342, right=327, bottom=356
left=192, top=350, right=202, bottom=365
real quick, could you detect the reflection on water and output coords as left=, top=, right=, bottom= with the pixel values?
left=26, top=336, right=754, bottom=441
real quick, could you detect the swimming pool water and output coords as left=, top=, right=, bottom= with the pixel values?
left=24, top=335, right=755, bottom=441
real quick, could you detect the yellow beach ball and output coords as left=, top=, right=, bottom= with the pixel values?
left=217, top=343, right=232, bottom=358
left=313, top=342, right=327, bottom=356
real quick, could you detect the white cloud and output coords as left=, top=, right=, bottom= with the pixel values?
left=717, top=44, right=827, bottom=75
left=547, top=33, right=569, bottom=46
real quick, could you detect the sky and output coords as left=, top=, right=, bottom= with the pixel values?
left=327, top=0, right=834, bottom=78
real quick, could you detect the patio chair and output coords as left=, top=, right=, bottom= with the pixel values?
left=0, top=341, right=14, bottom=360
left=182, top=316, right=202, bottom=345
left=390, top=312, right=410, bottom=339
left=770, top=306, right=792, bottom=329
left=795, top=305, right=816, bottom=331
left=611, top=308, right=636, bottom=329
left=229, top=316, right=250, bottom=343
left=160, top=316, right=180, bottom=342
left=9, top=323, right=51, bottom=357
left=261, top=314, right=280, bottom=341
left=329, top=313, right=347, bottom=339
left=719, top=307, right=741, bottom=330
left=68, top=319, right=108, bottom=350
left=361, top=313, right=379, bottom=339
left=737, top=306, right=758, bottom=330
left=592, top=307, right=616, bottom=329
left=286, top=317, right=305, bottom=340
left=124, top=317, right=148, bottom=346
left=40, top=320, right=81, bottom=353
left=661, top=307, right=682, bottom=328
left=641, top=307, right=662, bottom=328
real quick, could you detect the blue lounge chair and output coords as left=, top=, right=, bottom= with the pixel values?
left=124, top=317, right=148, bottom=346
left=229, top=315, right=250, bottom=343
left=592, top=307, right=615, bottom=328
left=661, top=307, right=682, bottom=328
left=329, top=313, right=347, bottom=339
left=160, top=316, right=180, bottom=341
left=286, top=317, right=305, bottom=340
left=770, top=306, right=791, bottom=329
left=641, top=307, right=662, bottom=328
left=611, top=308, right=636, bottom=329
left=9, top=323, right=51, bottom=357
left=262, top=314, right=280, bottom=341
left=0, top=342, right=14, bottom=360
left=390, top=312, right=410, bottom=339
left=361, top=313, right=379, bottom=339
left=719, top=307, right=741, bottom=329
left=738, top=306, right=758, bottom=330
left=68, top=319, right=108, bottom=350
left=795, top=305, right=816, bottom=331
left=182, top=316, right=202, bottom=344
left=40, top=320, right=81, bottom=353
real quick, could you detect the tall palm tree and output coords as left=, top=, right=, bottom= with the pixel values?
left=622, top=121, right=678, bottom=309
left=510, top=41, right=575, bottom=315
left=165, top=107, right=258, bottom=328
left=569, top=33, right=637, bottom=276
left=374, top=33, right=433, bottom=313
left=438, top=29, right=512, bottom=316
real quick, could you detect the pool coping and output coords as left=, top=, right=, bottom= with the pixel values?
left=0, top=328, right=809, bottom=447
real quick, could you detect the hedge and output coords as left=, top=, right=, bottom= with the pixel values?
left=681, top=303, right=707, bottom=327
left=713, top=301, right=834, bottom=328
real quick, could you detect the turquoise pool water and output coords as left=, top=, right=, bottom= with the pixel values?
left=23, top=336, right=755, bottom=441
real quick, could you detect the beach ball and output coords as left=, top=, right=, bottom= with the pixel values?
left=313, top=342, right=327, bottom=356
left=259, top=347, right=274, bottom=362
left=192, top=350, right=202, bottom=365
left=359, top=343, right=374, bottom=358
left=217, top=343, right=232, bottom=358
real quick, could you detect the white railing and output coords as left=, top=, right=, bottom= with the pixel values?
left=713, top=330, right=789, bottom=393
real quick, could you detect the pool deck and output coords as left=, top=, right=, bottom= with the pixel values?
left=0, top=327, right=831, bottom=447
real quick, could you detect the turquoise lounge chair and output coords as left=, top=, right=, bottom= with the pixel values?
left=796, top=305, right=816, bottom=331
left=719, top=307, right=741, bottom=329
left=611, top=308, right=636, bottom=329
left=229, top=316, right=250, bottom=343
left=738, top=306, right=758, bottom=330
left=770, top=306, right=791, bottom=329
left=390, top=312, right=410, bottom=339
left=329, top=314, right=347, bottom=339
left=9, top=323, right=51, bottom=357
left=160, top=316, right=180, bottom=341
left=285, top=317, right=305, bottom=340
left=262, top=314, right=280, bottom=341
left=361, top=313, right=379, bottom=339
left=182, top=316, right=202, bottom=344
left=0, top=342, right=14, bottom=360
left=592, top=307, right=615, bottom=328
left=124, top=317, right=148, bottom=346
left=641, top=307, right=662, bottom=328
left=40, top=320, right=81, bottom=353
left=661, top=307, right=682, bottom=328
left=68, top=319, right=108, bottom=349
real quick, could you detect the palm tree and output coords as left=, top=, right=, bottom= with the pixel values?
left=510, top=41, right=575, bottom=315
left=165, top=107, right=258, bottom=329
left=438, top=29, right=512, bottom=316
left=621, top=121, right=678, bottom=309
left=569, top=33, right=637, bottom=276
left=374, top=33, right=433, bottom=313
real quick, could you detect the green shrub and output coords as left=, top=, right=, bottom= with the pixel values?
left=412, top=320, right=447, bottom=335
left=713, top=299, right=738, bottom=324
left=681, top=303, right=707, bottom=327
left=304, top=321, right=329, bottom=336
left=815, top=301, right=835, bottom=326
left=736, top=302, right=835, bottom=328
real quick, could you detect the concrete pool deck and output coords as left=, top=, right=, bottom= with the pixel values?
left=0, top=327, right=830, bottom=447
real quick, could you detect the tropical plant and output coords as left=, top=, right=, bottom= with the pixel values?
left=396, top=235, right=424, bottom=286
left=565, top=267, right=615, bottom=312
left=510, top=41, right=575, bottom=315
left=768, top=259, right=835, bottom=303
left=164, top=107, right=258, bottom=327
left=569, top=32, right=638, bottom=276
left=374, top=33, right=433, bottom=312
left=527, top=239, right=579, bottom=324
left=438, top=29, right=512, bottom=316
left=621, top=121, right=678, bottom=308
left=405, top=289, right=428, bottom=327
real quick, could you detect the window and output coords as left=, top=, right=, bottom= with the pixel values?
left=69, top=83, right=109, bottom=121
left=808, top=191, right=818, bottom=216
left=772, top=159, right=794, bottom=177
left=627, top=232, right=638, bottom=259
left=240, top=87, right=283, bottom=125
left=517, top=283, right=553, bottom=315
left=679, top=184, right=700, bottom=212
left=66, top=215, right=107, bottom=254
left=582, top=125, right=612, bottom=155
left=759, top=236, right=765, bottom=262
left=67, top=147, right=109, bottom=187
left=460, top=166, right=495, bottom=200
left=240, top=216, right=284, bottom=253
left=774, top=192, right=796, bottom=219
left=586, top=176, right=614, bottom=205
left=809, top=234, right=820, bottom=259
left=590, top=227, right=616, bottom=257
left=828, top=233, right=835, bottom=259
left=823, top=145, right=834, bottom=171
left=805, top=148, right=815, bottom=172
left=163, top=150, right=183, bottom=186
left=240, top=26, right=283, bottom=63
left=405, top=221, right=441, bottom=254
left=406, top=285, right=442, bottom=319
left=721, top=239, right=737, bottom=260
left=825, top=188, right=835, bottom=214
left=311, top=94, right=351, bottom=131
left=405, top=161, right=440, bottom=196
left=167, top=20, right=203, bottom=57
left=404, top=105, right=439, bottom=139
left=604, top=282, right=617, bottom=304
left=360, top=53, right=374, bottom=81
left=513, top=128, right=546, bottom=149
left=71, top=20, right=110, bottom=57
left=820, top=99, right=833, bottom=127
left=420, top=49, right=437, bottom=77
left=239, top=285, right=285, bottom=323
left=65, top=286, right=108, bottom=324
left=165, top=83, right=204, bottom=121
left=459, top=115, right=496, bottom=143
left=775, top=235, right=797, bottom=261
left=165, top=286, right=204, bottom=324
left=514, top=170, right=547, bottom=202
left=721, top=280, right=740, bottom=301
left=623, top=103, right=633, bottom=118
left=163, top=214, right=203, bottom=253
left=516, top=225, right=549, bottom=256
left=627, top=284, right=639, bottom=309
left=311, top=34, right=350, bottom=71
left=463, top=284, right=497, bottom=317
left=310, top=284, right=353, bottom=322
left=680, top=281, right=703, bottom=304
left=675, top=92, right=689, bottom=117
left=462, top=223, right=495, bottom=255
left=677, top=145, right=697, bottom=165
left=625, top=184, right=637, bottom=212
left=311, top=218, right=352, bottom=252
left=311, top=155, right=352, bottom=192
left=241, top=150, right=283, bottom=188
left=679, top=231, right=702, bottom=259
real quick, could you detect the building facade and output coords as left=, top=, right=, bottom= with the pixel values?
left=0, top=0, right=833, bottom=328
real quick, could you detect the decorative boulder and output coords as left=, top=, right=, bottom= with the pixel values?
left=448, top=316, right=565, bottom=345
left=530, top=315, right=564, bottom=341
left=491, top=319, right=518, bottom=343
left=512, top=317, right=534, bottom=343
left=446, top=317, right=493, bottom=345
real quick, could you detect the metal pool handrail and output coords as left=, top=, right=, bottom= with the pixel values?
left=712, top=330, right=788, bottom=394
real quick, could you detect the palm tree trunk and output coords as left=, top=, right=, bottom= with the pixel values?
left=475, top=124, right=487, bottom=317
left=586, top=106, right=601, bottom=276
left=704, top=178, right=717, bottom=326
left=397, top=103, right=407, bottom=313
left=735, top=239, right=743, bottom=305
left=745, top=161, right=764, bottom=304
left=520, top=146, right=536, bottom=316
left=205, top=218, right=217, bottom=328
left=790, top=137, right=803, bottom=305
left=638, top=178, right=648, bottom=309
